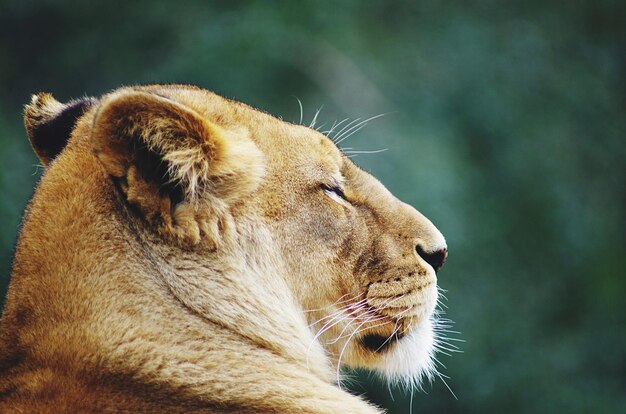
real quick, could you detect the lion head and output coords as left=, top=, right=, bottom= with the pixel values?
left=3, top=84, right=448, bottom=411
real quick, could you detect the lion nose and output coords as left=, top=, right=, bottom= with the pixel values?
left=415, top=245, right=448, bottom=273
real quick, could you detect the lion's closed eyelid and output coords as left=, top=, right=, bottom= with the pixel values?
left=321, top=183, right=350, bottom=205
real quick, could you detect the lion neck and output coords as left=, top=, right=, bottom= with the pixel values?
left=139, top=217, right=333, bottom=383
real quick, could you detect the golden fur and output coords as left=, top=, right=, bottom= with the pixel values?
left=0, top=85, right=447, bottom=413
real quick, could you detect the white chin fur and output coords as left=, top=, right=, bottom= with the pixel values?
left=374, top=318, right=436, bottom=389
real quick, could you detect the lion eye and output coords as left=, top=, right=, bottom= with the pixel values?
left=321, top=183, right=348, bottom=203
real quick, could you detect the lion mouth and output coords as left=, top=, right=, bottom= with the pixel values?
left=359, top=331, right=404, bottom=353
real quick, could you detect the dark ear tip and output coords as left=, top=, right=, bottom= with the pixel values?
left=24, top=94, right=97, bottom=165
left=24, top=93, right=61, bottom=131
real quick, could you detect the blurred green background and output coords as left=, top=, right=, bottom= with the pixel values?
left=1, top=1, right=624, bottom=412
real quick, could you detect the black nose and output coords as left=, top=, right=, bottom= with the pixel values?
left=416, top=246, right=448, bottom=273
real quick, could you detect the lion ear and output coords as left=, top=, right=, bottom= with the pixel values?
left=24, top=93, right=97, bottom=165
left=91, top=90, right=264, bottom=245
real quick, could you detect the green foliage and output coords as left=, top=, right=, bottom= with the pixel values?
left=1, top=1, right=624, bottom=412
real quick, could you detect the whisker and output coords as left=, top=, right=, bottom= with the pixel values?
left=432, top=347, right=452, bottom=357
left=433, top=343, right=463, bottom=354
left=329, top=316, right=389, bottom=344
left=335, top=115, right=381, bottom=143
left=322, top=119, right=338, bottom=135
left=305, top=300, right=371, bottom=370
left=364, top=294, right=407, bottom=314
left=435, top=369, right=458, bottom=400
left=323, top=118, right=350, bottom=136
left=439, top=337, right=459, bottom=349
left=336, top=313, right=385, bottom=389
left=326, top=314, right=387, bottom=345
left=335, top=122, right=369, bottom=144
left=325, top=294, right=404, bottom=345
left=374, top=324, right=400, bottom=352
left=306, top=310, right=355, bottom=372
left=307, top=298, right=368, bottom=328
left=307, top=307, right=345, bottom=328
left=296, top=97, right=304, bottom=125
left=312, top=300, right=370, bottom=338
left=314, top=312, right=353, bottom=342
left=334, top=113, right=388, bottom=145
left=428, top=303, right=462, bottom=401
left=333, top=295, right=415, bottom=386
left=433, top=328, right=462, bottom=335
left=343, top=148, right=389, bottom=155
left=435, top=337, right=465, bottom=343
left=309, top=106, right=323, bottom=129
left=301, top=289, right=364, bottom=313
left=331, top=118, right=362, bottom=143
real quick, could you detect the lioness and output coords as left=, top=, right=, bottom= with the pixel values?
left=0, top=85, right=448, bottom=413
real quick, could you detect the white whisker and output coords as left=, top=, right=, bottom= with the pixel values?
left=301, top=289, right=363, bottom=313
left=343, top=148, right=389, bottom=155
left=433, top=343, right=463, bottom=354
left=309, top=106, right=323, bottom=129
left=330, top=317, right=390, bottom=344
left=427, top=295, right=462, bottom=401
left=327, top=313, right=387, bottom=345
left=374, top=324, right=400, bottom=353
left=307, top=298, right=368, bottom=328
left=331, top=118, right=362, bottom=143
left=334, top=113, right=388, bottom=144
left=435, top=369, right=458, bottom=400
left=336, top=313, right=383, bottom=389
left=323, top=118, right=350, bottom=136
left=436, top=337, right=465, bottom=343
left=307, top=308, right=345, bottom=329
left=296, top=97, right=303, bottom=125
left=306, top=302, right=367, bottom=371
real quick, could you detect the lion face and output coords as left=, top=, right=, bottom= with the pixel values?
left=24, top=84, right=447, bottom=389
left=243, top=116, right=448, bottom=385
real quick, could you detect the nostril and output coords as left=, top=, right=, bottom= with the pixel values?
left=415, top=246, right=448, bottom=273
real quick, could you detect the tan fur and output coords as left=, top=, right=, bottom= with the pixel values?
left=0, top=85, right=447, bottom=413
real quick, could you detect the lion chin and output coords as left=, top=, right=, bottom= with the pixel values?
left=374, top=319, right=436, bottom=387
left=0, top=84, right=449, bottom=414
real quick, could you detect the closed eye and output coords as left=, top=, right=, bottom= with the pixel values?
left=321, top=183, right=348, bottom=203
